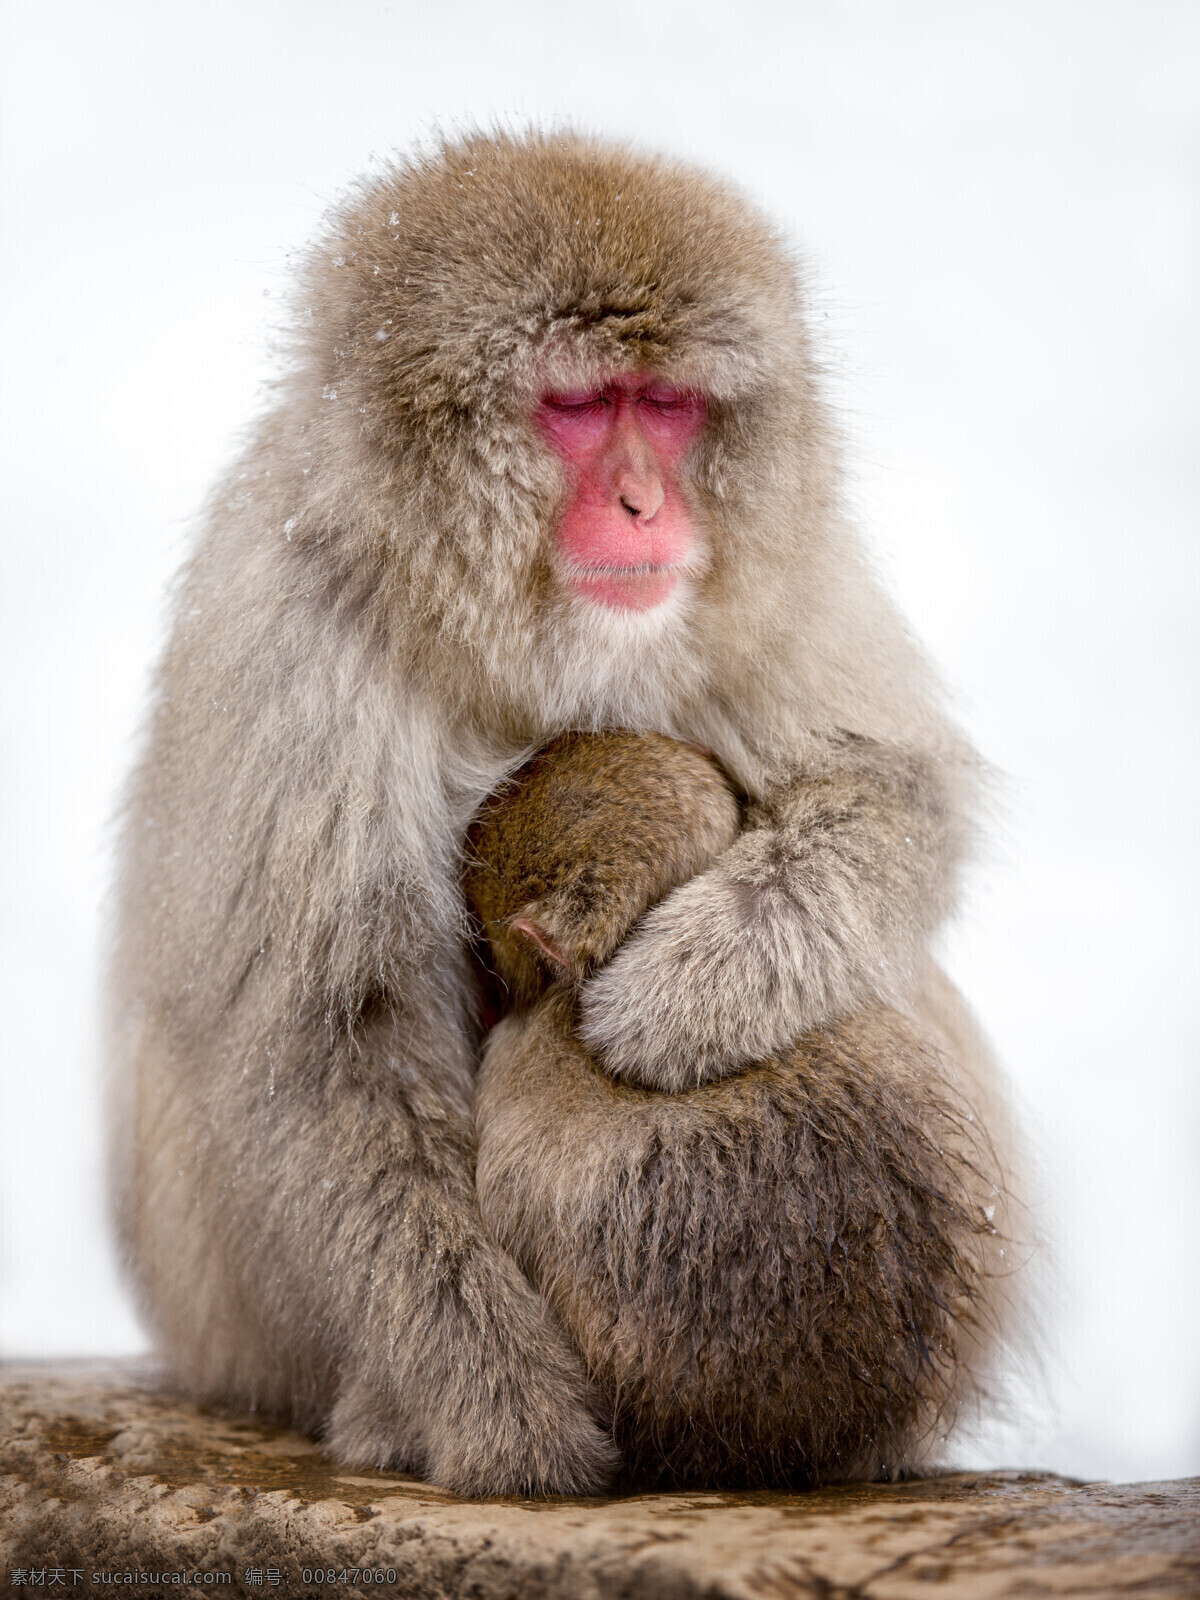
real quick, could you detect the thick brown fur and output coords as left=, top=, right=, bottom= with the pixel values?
left=108, top=129, right=1017, bottom=1496
left=465, top=731, right=741, bottom=1007
left=467, top=731, right=1003, bottom=1489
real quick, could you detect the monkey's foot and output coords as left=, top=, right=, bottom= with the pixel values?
left=326, top=1365, right=618, bottom=1500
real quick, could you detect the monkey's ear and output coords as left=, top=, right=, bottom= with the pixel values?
left=509, top=912, right=580, bottom=979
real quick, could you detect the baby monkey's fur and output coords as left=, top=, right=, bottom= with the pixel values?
left=466, top=731, right=1001, bottom=1490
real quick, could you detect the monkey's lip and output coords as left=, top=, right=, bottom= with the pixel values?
left=567, top=564, right=681, bottom=612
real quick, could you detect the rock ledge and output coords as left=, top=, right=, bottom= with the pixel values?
left=1, top=1363, right=1196, bottom=1598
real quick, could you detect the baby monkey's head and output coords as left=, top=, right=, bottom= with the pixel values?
left=465, top=731, right=739, bottom=1010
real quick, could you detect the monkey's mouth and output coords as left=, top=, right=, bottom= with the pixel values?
left=567, top=564, right=682, bottom=613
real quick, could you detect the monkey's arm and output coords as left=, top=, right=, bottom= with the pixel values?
left=113, top=546, right=618, bottom=1497
left=577, top=732, right=964, bottom=1092
left=230, top=1009, right=619, bottom=1496
left=124, top=931, right=618, bottom=1500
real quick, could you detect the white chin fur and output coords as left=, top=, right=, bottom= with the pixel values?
left=524, top=572, right=705, bottom=730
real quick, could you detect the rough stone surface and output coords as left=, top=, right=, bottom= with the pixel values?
left=1, top=1363, right=1196, bottom=1599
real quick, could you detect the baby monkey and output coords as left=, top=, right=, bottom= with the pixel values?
left=465, top=732, right=1001, bottom=1490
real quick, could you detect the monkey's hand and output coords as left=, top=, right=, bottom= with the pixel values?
left=578, top=736, right=960, bottom=1091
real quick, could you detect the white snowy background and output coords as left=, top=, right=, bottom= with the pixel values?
left=2, top=0, right=1196, bottom=1484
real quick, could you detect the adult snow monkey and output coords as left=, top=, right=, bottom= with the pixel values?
left=108, top=130, right=1018, bottom=1497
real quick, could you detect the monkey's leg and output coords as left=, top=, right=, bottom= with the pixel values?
left=476, top=987, right=1012, bottom=1489
left=117, top=994, right=618, bottom=1498
left=579, top=731, right=968, bottom=1091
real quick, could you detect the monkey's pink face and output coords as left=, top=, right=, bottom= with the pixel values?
left=535, top=374, right=707, bottom=612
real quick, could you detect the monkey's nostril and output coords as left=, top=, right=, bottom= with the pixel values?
left=620, top=497, right=641, bottom=517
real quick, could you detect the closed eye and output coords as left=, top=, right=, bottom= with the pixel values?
left=639, top=387, right=695, bottom=411
left=543, top=391, right=606, bottom=412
